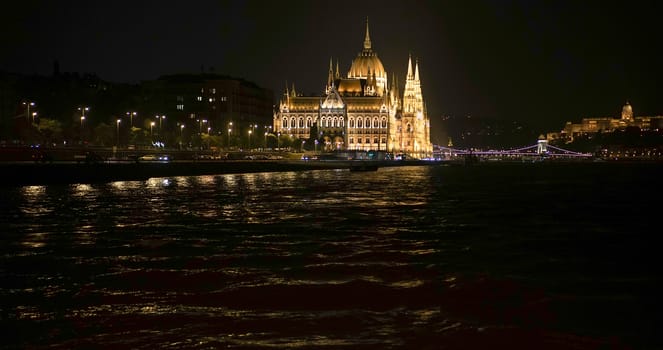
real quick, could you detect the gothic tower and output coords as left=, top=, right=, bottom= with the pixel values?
left=399, top=55, right=431, bottom=156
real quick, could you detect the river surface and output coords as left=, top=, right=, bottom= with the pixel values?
left=1, top=163, right=661, bottom=349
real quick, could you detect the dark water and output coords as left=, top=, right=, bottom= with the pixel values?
left=1, top=163, right=661, bottom=349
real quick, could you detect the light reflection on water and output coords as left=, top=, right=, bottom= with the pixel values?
left=1, top=164, right=661, bottom=349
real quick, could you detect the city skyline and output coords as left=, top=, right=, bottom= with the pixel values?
left=2, top=0, right=662, bottom=137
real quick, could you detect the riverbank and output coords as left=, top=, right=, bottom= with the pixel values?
left=3, top=158, right=660, bottom=186
left=0, top=160, right=430, bottom=186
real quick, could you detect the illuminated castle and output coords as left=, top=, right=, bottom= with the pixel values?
left=273, top=20, right=432, bottom=157
left=548, top=101, right=663, bottom=142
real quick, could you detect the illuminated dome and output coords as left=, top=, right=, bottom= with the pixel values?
left=348, top=51, right=386, bottom=80
left=347, top=20, right=387, bottom=93
left=621, top=101, right=633, bottom=120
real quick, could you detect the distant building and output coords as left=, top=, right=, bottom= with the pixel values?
left=140, top=74, right=274, bottom=134
left=273, top=20, right=432, bottom=157
left=549, top=102, right=663, bottom=142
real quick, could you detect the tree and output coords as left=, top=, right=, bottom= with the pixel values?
left=93, top=122, right=114, bottom=146
left=201, top=133, right=221, bottom=149
left=36, top=118, right=63, bottom=145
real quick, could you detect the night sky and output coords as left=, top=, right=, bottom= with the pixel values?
left=2, top=0, right=661, bottom=142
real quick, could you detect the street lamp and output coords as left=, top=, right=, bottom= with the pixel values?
left=264, top=132, right=268, bottom=150
left=150, top=121, right=155, bottom=139
left=23, top=101, right=35, bottom=122
left=198, top=119, right=207, bottom=135
left=248, top=129, right=252, bottom=150
left=116, top=119, right=121, bottom=146
left=32, top=112, right=38, bottom=124
left=80, top=116, right=85, bottom=128
left=227, top=121, right=233, bottom=148
left=156, top=115, right=166, bottom=135
left=126, top=111, right=137, bottom=128
left=277, top=132, right=281, bottom=150
left=180, top=124, right=185, bottom=149
left=301, top=140, right=305, bottom=152
left=78, top=106, right=89, bottom=123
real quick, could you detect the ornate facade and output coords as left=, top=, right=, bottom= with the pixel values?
left=273, top=21, right=432, bottom=157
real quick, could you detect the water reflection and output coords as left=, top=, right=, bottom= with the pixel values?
left=20, top=231, right=48, bottom=249
left=2, top=165, right=659, bottom=349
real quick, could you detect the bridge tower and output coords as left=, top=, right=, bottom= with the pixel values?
left=537, top=139, right=548, bottom=154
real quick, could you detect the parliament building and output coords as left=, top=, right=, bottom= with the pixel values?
left=273, top=21, right=432, bottom=158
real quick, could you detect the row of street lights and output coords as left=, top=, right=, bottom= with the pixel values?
left=21, top=101, right=275, bottom=150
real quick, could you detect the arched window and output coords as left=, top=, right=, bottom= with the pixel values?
left=339, top=117, right=344, bottom=127
left=374, top=137, right=378, bottom=144
left=332, top=118, right=337, bottom=127
left=290, top=118, right=296, bottom=128
left=381, top=118, right=387, bottom=128
left=320, top=117, right=326, bottom=127
left=298, top=118, right=304, bottom=128
left=282, top=118, right=287, bottom=128
left=306, top=118, right=312, bottom=127
left=365, top=118, right=371, bottom=128
left=349, top=118, right=354, bottom=128
left=357, top=119, right=363, bottom=128
left=373, top=118, right=379, bottom=128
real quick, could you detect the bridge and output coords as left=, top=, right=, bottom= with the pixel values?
left=436, top=140, right=593, bottom=160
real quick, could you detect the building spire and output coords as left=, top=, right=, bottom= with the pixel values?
left=327, top=57, right=333, bottom=87
left=363, top=17, right=372, bottom=50
left=407, top=54, right=413, bottom=79
left=335, top=59, right=340, bottom=79
left=285, top=80, right=289, bottom=104
left=414, top=58, right=420, bottom=81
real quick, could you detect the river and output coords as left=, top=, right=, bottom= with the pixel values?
left=1, top=163, right=661, bottom=349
